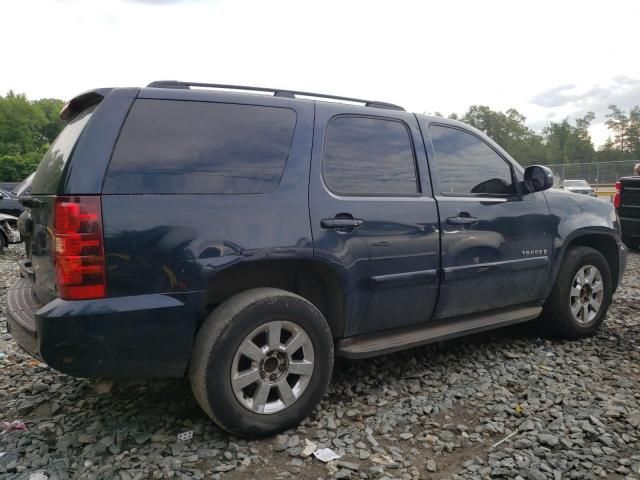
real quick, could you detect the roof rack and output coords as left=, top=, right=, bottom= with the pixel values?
left=147, top=80, right=406, bottom=111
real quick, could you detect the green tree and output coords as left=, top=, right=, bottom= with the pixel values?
left=596, top=137, right=625, bottom=162
left=460, top=105, right=546, bottom=165
left=542, top=112, right=595, bottom=164
left=33, top=98, right=65, bottom=144
left=605, top=105, right=631, bottom=155
left=0, top=91, right=47, bottom=155
left=627, top=106, right=640, bottom=157
left=0, top=91, right=66, bottom=182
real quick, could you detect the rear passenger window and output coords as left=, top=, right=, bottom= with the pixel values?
left=323, top=116, right=418, bottom=196
left=430, top=125, right=515, bottom=196
left=103, top=100, right=296, bottom=194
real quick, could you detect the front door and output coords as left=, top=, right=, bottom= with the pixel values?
left=309, top=104, right=440, bottom=336
left=423, top=122, right=553, bottom=319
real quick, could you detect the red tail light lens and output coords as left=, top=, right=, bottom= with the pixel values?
left=613, top=181, right=621, bottom=209
left=54, top=196, right=106, bottom=300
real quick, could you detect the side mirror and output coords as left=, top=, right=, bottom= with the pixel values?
left=524, top=165, right=553, bottom=193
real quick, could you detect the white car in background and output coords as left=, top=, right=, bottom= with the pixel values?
left=563, top=179, right=597, bottom=197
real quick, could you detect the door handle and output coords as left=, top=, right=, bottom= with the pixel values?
left=321, top=218, right=364, bottom=229
left=446, top=215, right=478, bottom=226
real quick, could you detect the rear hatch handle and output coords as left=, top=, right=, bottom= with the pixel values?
left=19, top=196, right=45, bottom=208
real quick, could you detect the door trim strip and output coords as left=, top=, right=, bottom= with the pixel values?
left=443, top=256, right=549, bottom=280
left=370, top=268, right=438, bottom=287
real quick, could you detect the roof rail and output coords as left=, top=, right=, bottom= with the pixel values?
left=147, top=80, right=405, bottom=111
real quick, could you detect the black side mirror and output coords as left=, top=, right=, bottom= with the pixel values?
left=524, top=165, right=553, bottom=193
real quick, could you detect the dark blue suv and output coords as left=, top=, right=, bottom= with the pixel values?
left=7, top=81, right=627, bottom=437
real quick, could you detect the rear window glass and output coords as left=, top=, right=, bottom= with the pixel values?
left=103, top=100, right=297, bottom=194
left=31, top=105, right=97, bottom=194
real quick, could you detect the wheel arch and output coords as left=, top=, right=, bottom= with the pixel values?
left=199, top=259, right=347, bottom=338
left=549, top=229, right=620, bottom=295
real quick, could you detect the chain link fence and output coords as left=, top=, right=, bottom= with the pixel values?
left=546, top=160, right=639, bottom=189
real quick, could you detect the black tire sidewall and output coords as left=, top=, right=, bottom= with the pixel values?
left=193, top=290, right=333, bottom=437
left=545, top=247, right=612, bottom=338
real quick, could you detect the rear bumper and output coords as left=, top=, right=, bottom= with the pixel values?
left=6, top=277, right=41, bottom=359
left=6, top=275, right=200, bottom=378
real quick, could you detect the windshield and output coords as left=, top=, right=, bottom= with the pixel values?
left=564, top=180, right=589, bottom=187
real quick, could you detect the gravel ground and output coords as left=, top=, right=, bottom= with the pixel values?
left=1, top=244, right=639, bottom=480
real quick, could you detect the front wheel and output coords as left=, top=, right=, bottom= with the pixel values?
left=189, top=288, right=334, bottom=438
left=541, top=246, right=612, bottom=339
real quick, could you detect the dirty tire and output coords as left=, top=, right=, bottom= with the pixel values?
left=189, top=287, right=334, bottom=438
left=541, top=246, right=612, bottom=339
left=0, top=233, right=6, bottom=253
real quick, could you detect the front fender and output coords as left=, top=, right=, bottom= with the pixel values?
left=544, top=188, right=622, bottom=295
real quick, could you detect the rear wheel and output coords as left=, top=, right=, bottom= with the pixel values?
left=189, top=288, right=334, bottom=437
left=541, top=246, right=612, bottom=339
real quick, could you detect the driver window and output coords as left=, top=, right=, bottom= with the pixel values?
left=430, top=125, right=515, bottom=195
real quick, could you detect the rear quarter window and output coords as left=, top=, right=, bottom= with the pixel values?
left=103, top=100, right=297, bottom=195
left=31, top=105, right=97, bottom=195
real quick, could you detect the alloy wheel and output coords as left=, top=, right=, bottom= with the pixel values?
left=231, top=321, right=315, bottom=414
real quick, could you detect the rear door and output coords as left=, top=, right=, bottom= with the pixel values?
left=422, top=122, right=553, bottom=319
left=309, top=104, right=440, bottom=336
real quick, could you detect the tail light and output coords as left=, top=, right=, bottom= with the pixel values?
left=613, top=181, right=621, bottom=209
left=54, top=196, right=106, bottom=300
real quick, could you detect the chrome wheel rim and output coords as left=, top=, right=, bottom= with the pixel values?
left=569, top=264, right=604, bottom=325
left=231, top=321, right=315, bottom=414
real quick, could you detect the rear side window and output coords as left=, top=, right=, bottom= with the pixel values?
left=103, top=100, right=297, bottom=194
left=323, top=116, right=418, bottom=196
left=31, top=104, right=98, bottom=195
left=430, top=125, right=515, bottom=196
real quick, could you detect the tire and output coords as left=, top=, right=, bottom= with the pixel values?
left=541, top=246, right=612, bottom=339
left=189, top=287, right=334, bottom=438
left=623, top=235, right=640, bottom=251
left=0, top=233, right=6, bottom=253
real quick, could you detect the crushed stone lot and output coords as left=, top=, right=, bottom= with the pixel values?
left=1, top=244, right=639, bottom=480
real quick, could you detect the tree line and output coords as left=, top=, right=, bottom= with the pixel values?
left=0, top=91, right=64, bottom=182
left=439, top=104, right=640, bottom=166
left=0, top=90, right=639, bottom=182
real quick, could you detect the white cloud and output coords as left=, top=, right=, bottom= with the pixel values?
left=1, top=0, right=639, bottom=147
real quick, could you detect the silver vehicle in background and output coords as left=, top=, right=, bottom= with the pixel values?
left=563, top=179, right=597, bottom=197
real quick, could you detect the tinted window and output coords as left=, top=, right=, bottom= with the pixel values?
left=31, top=104, right=97, bottom=195
left=104, top=100, right=297, bottom=194
left=430, top=126, right=514, bottom=195
left=323, top=116, right=418, bottom=195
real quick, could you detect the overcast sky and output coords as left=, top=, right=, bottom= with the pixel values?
left=2, top=0, right=639, bottom=146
